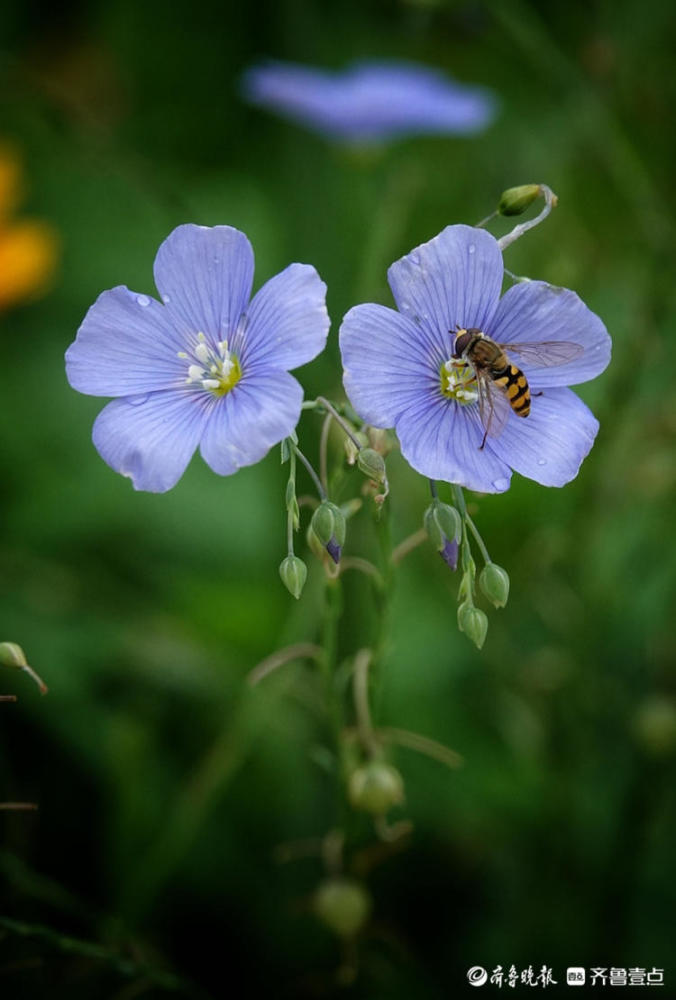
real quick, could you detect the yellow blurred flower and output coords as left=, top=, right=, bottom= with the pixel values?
left=0, top=144, right=59, bottom=311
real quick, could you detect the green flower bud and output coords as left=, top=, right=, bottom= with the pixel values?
left=0, top=642, right=47, bottom=694
left=0, top=642, right=28, bottom=669
left=498, top=184, right=542, bottom=216
left=311, top=502, right=346, bottom=563
left=348, top=760, right=405, bottom=815
left=457, top=604, right=488, bottom=650
left=314, top=877, right=372, bottom=938
left=306, top=524, right=325, bottom=560
left=278, top=555, right=307, bottom=599
left=424, top=501, right=461, bottom=551
left=479, top=562, right=510, bottom=609
left=356, top=448, right=386, bottom=483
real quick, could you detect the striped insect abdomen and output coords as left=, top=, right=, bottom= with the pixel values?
left=491, top=364, right=531, bottom=417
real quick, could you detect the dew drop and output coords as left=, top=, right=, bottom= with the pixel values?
left=408, top=251, right=421, bottom=266
left=136, top=294, right=151, bottom=307
left=129, top=394, right=149, bottom=406
left=492, top=477, right=510, bottom=492
left=468, top=244, right=476, bottom=255
left=537, top=457, right=547, bottom=467
left=162, top=293, right=171, bottom=304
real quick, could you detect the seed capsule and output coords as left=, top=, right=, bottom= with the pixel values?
left=314, top=877, right=372, bottom=938
left=348, top=760, right=405, bottom=815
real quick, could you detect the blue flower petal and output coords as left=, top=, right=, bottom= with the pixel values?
left=488, top=281, right=611, bottom=389
left=238, top=263, right=329, bottom=371
left=395, top=393, right=513, bottom=494
left=340, top=303, right=436, bottom=427
left=488, top=387, right=599, bottom=487
left=92, top=390, right=207, bottom=492
left=66, top=287, right=185, bottom=397
left=387, top=226, right=503, bottom=357
left=241, top=60, right=497, bottom=144
left=199, top=367, right=303, bottom=476
left=153, top=225, right=254, bottom=345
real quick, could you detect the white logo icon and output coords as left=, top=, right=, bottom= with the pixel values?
left=567, top=967, right=586, bottom=985
left=467, top=966, right=488, bottom=987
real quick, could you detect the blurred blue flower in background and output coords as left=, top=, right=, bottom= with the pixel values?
left=241, top=60, right=497, bottom=143
left=66, top=224, right=329, bottom=492
left=340, top=225, right=611, bottom=493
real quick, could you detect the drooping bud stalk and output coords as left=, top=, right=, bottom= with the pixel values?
left=457, top=604, right=488, bottom=650
left=314, top=877, right=372, bottom=938
left=479, top=562, right=510, bottom=608
left=0, top=642, right=48, bottom=694
left=311, top=501, right=346, bottom=564
left=279, top=555, right=307, bottom=600
left=348, top=759, right=405, bottom=815
left=498, top=183, right=542, bottom=216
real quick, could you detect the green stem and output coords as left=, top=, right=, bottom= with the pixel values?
left=315, top=396, right=363, bottom=450
left=291, top=441, right=326, bottom=501
left=465, top=513, right=491, bottom=566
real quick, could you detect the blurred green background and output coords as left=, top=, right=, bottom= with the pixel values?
left=1, top=0, right=675, bottom=996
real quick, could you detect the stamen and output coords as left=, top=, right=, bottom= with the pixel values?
left=440, top=357, right=479, bottom=406
left=181, top=334, right=242, bottom=396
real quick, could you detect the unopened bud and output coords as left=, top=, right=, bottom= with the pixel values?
left=314, top=877, right=372, bottom=938
left=498, top=184, right=541, bottom=216
left=357, top=448, right=386, bottom=483
left=479, top=563, right=510, bottom=608
left=348, top=760, right=405, bottom=815
left=424, top=502, right=461, bottom=554
left=457, top=604, right=488, bottom=650
left=0, top=642, right=47, bottom=694
left=0, top=642, right=28, bottom=669
left=311, top=502, right=346, bottom=564
left=279, top=555, right=307, bottom=599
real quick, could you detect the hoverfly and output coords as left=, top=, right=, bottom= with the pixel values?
left=452, top=328, right=584, bottom=449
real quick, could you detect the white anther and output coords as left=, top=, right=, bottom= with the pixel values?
left=195, top=342, right=210, bottom=364
left=188, top=364, right=205, bottom=382
left=202, top=379, right=220, bottom=390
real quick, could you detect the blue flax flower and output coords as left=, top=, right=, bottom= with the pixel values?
left=241, top=60, right=496, bottom=144
left=66, top=225, right=329, bottom=492
left=340, top=225, right=611, bottom=493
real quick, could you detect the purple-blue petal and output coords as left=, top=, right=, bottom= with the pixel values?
left=387, top=226, right=504, bottom=357
left=237, top=263, right=329, bottom=372
left=153, top=225, right=254, bottom=345
left=340, top=303, right=438, bottom=427
left=487, top=387, right=599, bottom=487
left=199, top=367, right=303, bottom=476
left=395, top=393, right=513, bottom=494
left=66, top=287, right=185, bottom=397
left=440, top=538, right=459, bottom=571
left=241, top=60, right=497, bottom=143
left=92, top=389, right=207, bottom=493
left=488, top=280, right=611, bottom=389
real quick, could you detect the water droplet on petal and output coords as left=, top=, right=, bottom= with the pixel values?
left=537, top=457, right=547, bottom=467
left=162, top=293, right=171, bottom=304
left=136, top=294, right=151, bottom=307
left=129, top=394, right=149, bottom=406
left=408, top=251, right=421, bottom=266
left=492, top=477, right=510, bottom=492
left=468, top=244, right=476, bottom=255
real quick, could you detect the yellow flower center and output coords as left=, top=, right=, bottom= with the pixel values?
left=179, top=333, right=242, bottom=397
left=440, top=358, right=479, bottom=405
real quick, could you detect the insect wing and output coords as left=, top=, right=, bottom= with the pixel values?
left=501, top=340, right=583, bottom=368
left=476, top=373, right=512, bottom=440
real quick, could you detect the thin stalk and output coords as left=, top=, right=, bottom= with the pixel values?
left=352, top=649, right=379, bottom=757
left=497, top=184, right=557, bottom=252
left=465, top=513, right=491, bottom=566
left=291, top=441, right=326, bottom=501
left=315, top=397, right=363, bottom=450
